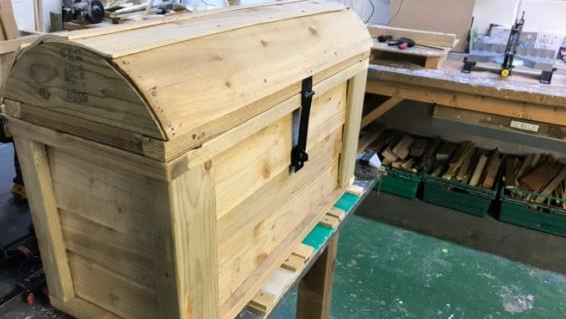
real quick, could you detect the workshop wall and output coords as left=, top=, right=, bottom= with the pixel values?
left=472, top=0, right=566, bottom=35
left=10, top=0, right=60, bottom=32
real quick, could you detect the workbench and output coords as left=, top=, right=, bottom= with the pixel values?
left=364, top=56, right=566, bottom=143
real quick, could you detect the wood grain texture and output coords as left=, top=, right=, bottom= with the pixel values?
left=115, top=11, right=370, bottom=150
left=68, top=252, right=158, bottom=319
left=217, top=130, right=342, bottom=309
left=74, top=0, right=346, bottom=58
left=51, top=297, right=122, bottom=319
left=4, top=42, right=164, bottom=139
left=153, top=156, right=220, bottom=319
left=5, top=2, right=371, bottom=162
left=214, top=83, right=346, bottom=219
left=172, top=58, right=367, bottom=165
left=339, top=69, right=368, bottom=187
left=5, top=3, right=370, bottom=318
left=12, top=138, right=75, bottom=302
left=7, top=118, right=171, bottom=181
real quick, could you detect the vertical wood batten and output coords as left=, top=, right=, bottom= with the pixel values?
left=12, top=137, right=75, bottom=301
left=339, top=67, right=368, bottom=187
left=153, top=155, right=220, bottom=319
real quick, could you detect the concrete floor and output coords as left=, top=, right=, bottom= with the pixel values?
left=1, top=143, right=566, bottom=318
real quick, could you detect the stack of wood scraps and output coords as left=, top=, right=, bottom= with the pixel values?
left=429, top=142, right=502, bottom=191
left=370, top=130, right=438, bottom=175
left=505, top=154, right=566, bottom=209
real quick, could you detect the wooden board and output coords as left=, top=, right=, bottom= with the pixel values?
left=0, top=0, right=20, bottom=40
left=367, top=64, right=566, bottom=116
left=367, top=24, right=456, bottom=48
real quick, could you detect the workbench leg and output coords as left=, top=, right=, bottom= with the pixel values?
left=296, top=234, right=339, bottom=319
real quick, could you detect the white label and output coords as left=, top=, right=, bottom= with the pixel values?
left=510, top=120, right=539, bottom=132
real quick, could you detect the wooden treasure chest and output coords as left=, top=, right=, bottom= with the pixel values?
left=2, top=1, right=371, bottom=318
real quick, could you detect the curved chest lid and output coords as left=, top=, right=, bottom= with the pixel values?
left=4, top=0, right=372, bottom=160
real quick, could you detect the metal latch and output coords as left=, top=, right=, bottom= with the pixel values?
left=290, top=76, right=315, bottom=173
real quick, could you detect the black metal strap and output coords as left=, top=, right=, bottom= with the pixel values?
left=290, top=77, right=315, bottom=173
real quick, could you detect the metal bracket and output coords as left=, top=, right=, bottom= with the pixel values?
left=290, top=76, right=315, bottom=173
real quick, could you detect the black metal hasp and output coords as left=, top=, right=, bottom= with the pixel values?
left=290, top=76, right=315, bottom=173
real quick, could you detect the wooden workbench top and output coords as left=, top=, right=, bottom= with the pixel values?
left=368, top=56, right=566, bottom=108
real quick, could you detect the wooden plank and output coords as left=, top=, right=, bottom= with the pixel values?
left=0, top=0, right=20, bottom=39
left=520, top=161, right=562, bottom=192
left=218, top=158, right=340, bottom=311
left=357, top=124, right=386, bottom=153
left=481, top=149, right=500, bottom=189
left=382, top=146, right=399, bottom=162
left=73, top=0, right=347, bottom=58
left=214, top=83, right=346, bottom=219
left=7, top=118, right=173, bottom=181
left=12, top=138, right=74, bottom=302
left=444, top=142, right=474, bottom=178
left=0, top=33, right=40, bottom=55
left=220, top=176, right=343, bottom=319
left=326, top=207, right=346, bottom=222
left=12, top=102, right=149, bottom=158
left=67, top=252, right=158, bottom=319
left=456, top=155, right=473, bottom=182
left=505, top=157, right=518, bottom=188
left=367, top=65, right=566, bottom=113
left=248, top=290, right=276, bottom=314
left=346, top=185, right=365, bottom=196
left=112, top=12, right=371, bottom=152
left=367, top=79, right=566, bottom=127
left=367, top=24, right=457, bottom=48
left=176, top=59, right=367, bottom=165
left=392, top=134, right=414, bottom=160
left=339, top=69, right=368, bottom=187
left=469, top=154, right=488, bottom=187
left=292, top=243, right=315, bottom=261
left=33, top=0, right=43, bottom=32
left=281, top=254, right=305, bottom=272
left=60, top=209, right=155, bottom=290
left=297, top=234, right=339, bottom=319
left=360, top=97, right=403, bottom=128
left=4, top=43, right=166, bottom=140
left=319, top=215, right=340, bottom=229
left=65, top=0, right=308, bottom=40
left=516, top=154, right=534, bottom=184
left=153, top=155, right=220, bottom=319
left=534, top=165, right=566, bottom=203
left=409, top=138, right=428, bottom=157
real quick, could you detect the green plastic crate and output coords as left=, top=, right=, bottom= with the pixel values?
left=499, top=188, right=566, bottom=238
left=422, top=175, right=497, bottom=217
left=376, top=167, right=421, bottom=199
